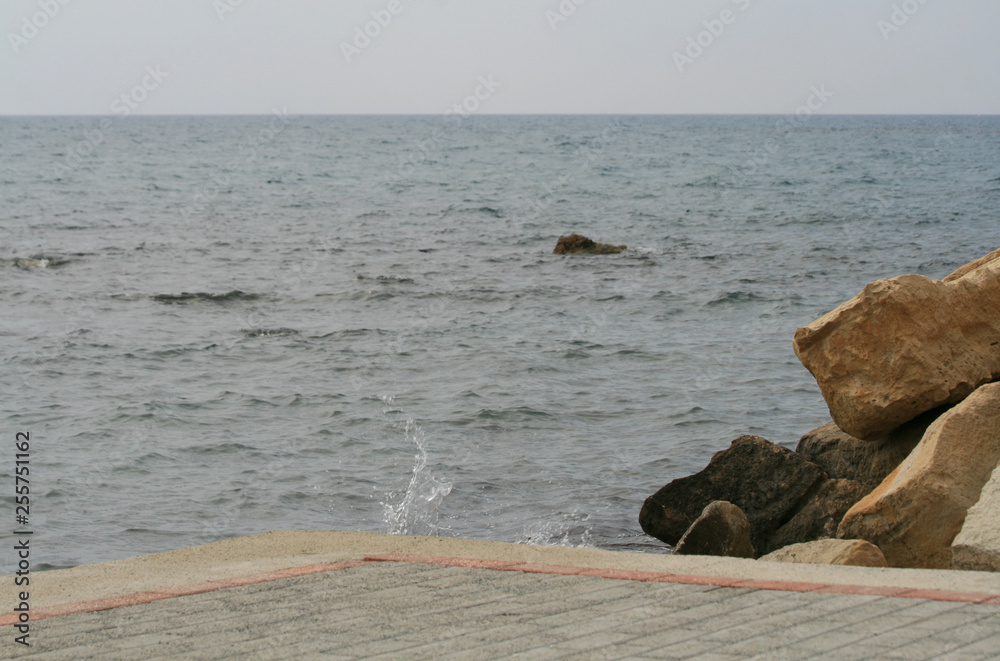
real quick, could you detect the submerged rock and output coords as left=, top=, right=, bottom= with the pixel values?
left=672, top=501, right=755, bottom=558
left=760, top=539, right=887, bottom=568
left=838, top=382, right=1000, bottom=569
left=639, top=435, right=827, bottom=556
left=792, top=248, right=1000, bottom=440
left=553, top=234, right=626, bottom=255
left=952, top=464, right=1000, bottom=572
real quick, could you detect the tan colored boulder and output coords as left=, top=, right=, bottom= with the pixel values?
left=837, top=382, right=1000, bottom=568
left=672, top=501, right=755, bottom=559
left=943, top=246, right=1000, bottom=282
left=793, top=249, right=1000, bottom=440
left=760, top=539, right=887, bottom=567
left=952, top=464, right=1000, bottom=572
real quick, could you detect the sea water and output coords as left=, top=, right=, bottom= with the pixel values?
left=1, top=114, right=998, bottom=571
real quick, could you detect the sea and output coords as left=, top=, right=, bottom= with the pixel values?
left=2, top=114, right=998, bottom=573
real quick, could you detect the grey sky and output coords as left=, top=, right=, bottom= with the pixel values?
left=2, top=0, right=998, bottom=115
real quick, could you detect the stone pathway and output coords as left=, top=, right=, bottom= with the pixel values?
left=4, top=556, right=1000, bottom=660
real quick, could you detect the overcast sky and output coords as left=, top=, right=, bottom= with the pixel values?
left=2, top=0, right=998, bottom=115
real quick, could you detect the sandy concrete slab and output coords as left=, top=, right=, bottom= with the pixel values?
left=11, top=530, right=1000, bottom=609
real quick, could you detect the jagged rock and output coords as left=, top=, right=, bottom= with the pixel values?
left=792, top=249, right=1000, bottom=440
left=760, top=539, right=887, bottom=568
left=838, top=382, right=1000, bottom=569
left=639, top=435, right=827, bottom=556
left=794, top=414, right=932, bottom=492
left=553, top=234, right=626, bottom=255
left=768, top=479, right=869, bottom=552
left=672, top=501, right=755, bottom=558
left=943, top=246, right=1000, bottom=282
left=952, top=464, right=1000, bottom=572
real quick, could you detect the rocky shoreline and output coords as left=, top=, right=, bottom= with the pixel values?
left=640, top=247, right=1000, bottom=571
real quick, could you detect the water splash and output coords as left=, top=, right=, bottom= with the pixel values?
left=383, top=419, right=453, bottom=536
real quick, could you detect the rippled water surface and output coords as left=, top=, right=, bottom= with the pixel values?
left=2, top=115, right=998, bottom=571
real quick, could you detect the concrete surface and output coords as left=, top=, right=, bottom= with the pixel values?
left=2, top=531, right=1000, bottom=659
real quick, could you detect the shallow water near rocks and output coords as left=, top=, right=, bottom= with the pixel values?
left=1, top=115, right=998, bottom=571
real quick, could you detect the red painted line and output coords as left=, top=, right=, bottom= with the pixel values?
left=363, top=554, right=1000, bottom=604
left=894, top=589, right=996, bottom=604
left=0, top=559, right=374, bottom=626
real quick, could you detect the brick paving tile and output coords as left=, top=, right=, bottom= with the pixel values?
left=4, top=561, right=1000, bottom=660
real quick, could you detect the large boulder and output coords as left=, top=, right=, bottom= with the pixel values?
left=553, top=234, right=626, bottom=255
left=794, top=415, right=931, bottom=491
left=767, top=478, right=869, bottom=552
left=639, top=435, right=828, bottom=556
left=792, top=249, right=1000, bottom=441
left=760, top=539, right=887, bottom=568
left=838, top=382, right=1000, bottom=569
left=952, top=464, right=1000, bottom=572
left=672, top=501, right=755, bottom=558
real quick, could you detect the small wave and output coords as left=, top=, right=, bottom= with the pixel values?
left=152, top=290, right=262, bottom=304
left=355, top=274, right=416, bottom=284
left=706, top=291, right=763, bottom=306
left=4, top=254, right=75, bottom=269
left=244, top=328, right=299, bottom=338
left=357, top=210, right=390, bottom=219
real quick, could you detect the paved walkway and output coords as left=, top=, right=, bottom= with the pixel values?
left=4, top=533, right=1000, bottom=659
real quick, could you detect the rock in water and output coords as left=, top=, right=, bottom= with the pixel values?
left=838, top=382, right=1000, bottom=569
left=952, top=464, right=1000, bottom=572
left=792, top=249, right=1000, bottom=441
left=760, top=539, right=887, bottom=568
left=672, top=501, right=755, bottom=558
left=553, top=234, right=626, bottom=255
left=639, top=435, right=828, bottom=555
left=794, top=417, right=929, bottom=492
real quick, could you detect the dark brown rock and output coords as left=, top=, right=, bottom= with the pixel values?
left=553, top=233, right=626, bottom=255
left=639, top=435, right=828, bottom=555
left=672, top=501, right=755, bottom=558
left=794, top=413, right=934, bottom=492
left=768, top=479, right=869, bottom=552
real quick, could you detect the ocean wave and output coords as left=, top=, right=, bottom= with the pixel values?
left=356, top=274, right=416, bottom=284
left=3, top=253, right=77, bottom=269
left=244, top=328, right=299, bottom=338
left=152, top=290, right=263, bottom=304
left=705, top=290, right=763, bottom=306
